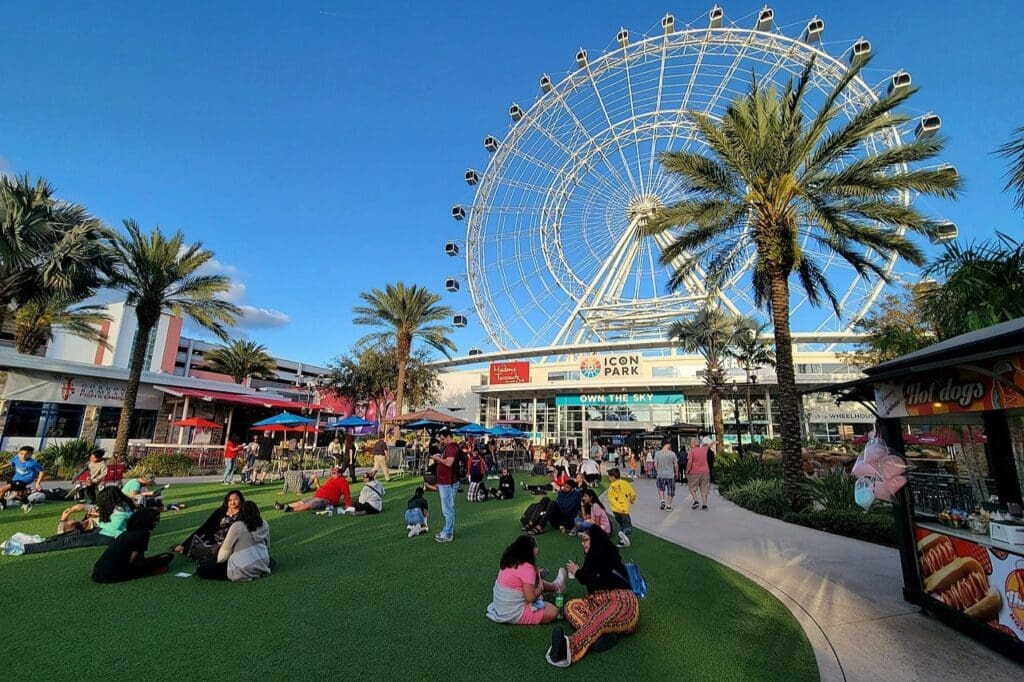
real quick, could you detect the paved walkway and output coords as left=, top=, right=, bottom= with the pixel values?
left=626, top=479, right=1022, bottom=682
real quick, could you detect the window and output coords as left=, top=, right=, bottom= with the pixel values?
left=547, top=371, right=580, bottom=382
left=3, top=401, right=84, bottom=438
left=41, top=404, right=85, bottom=438
left=652, top=366, right=681, bottom=378
left=96, top=407, right=158, bottom=440
left=4, top=401, right=44, bottom=436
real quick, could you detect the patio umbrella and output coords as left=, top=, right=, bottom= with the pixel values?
left=323, top=415, right=377, bottom=430
left=454, top=422, right=492, bottom=436
left=490, top=425, right=527, bottom=438
left=173, top=417, right=222, bottom=429
left=251, top=412, right=316, bottom=428
left=258, top=423, right=319, bottom=433
left=404, top=419, right=445, bottom=430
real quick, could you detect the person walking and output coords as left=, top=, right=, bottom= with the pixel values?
left=654, top=440, right=679, bottom=510
left=371, top=435, right=391, bottom=482
left=241, top=435, right=259, bottom=483
left=606, top=468, right=636, bottom=548
left=222, top=435, right=242, bottom=485
left=253, top=434, right=275, bottom=485
left=687, top=438, right=712, bottom=511
left=340, top=433, right=358, bottom=483
left=432, top=429, right=459, bottom=543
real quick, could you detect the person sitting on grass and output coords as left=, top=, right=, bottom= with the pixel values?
left=571, top=489, right=611, bottom=536
left=487, top=535, right=566, bottom=626
left=91, top=509, right=175, bottom=584
left=5, top=486, right=133, bottom=555
left=174, top=489, right=245, bottom=561
left=579, top=456, right=601, bottom=484
left=547, top=480, right=582, bottom=534
left=0, top=446, right=45, bottom=511
left=405, top=487, right=429, bottom=537
left=545, top=526, right=639, bottom=667
left=197, top=501, right=272, bottom=582
left=466, top=449, right=489, bottom=502
left=489, top=467, right=516, bottom=500
left=121, top=476, right=168, bottom=509
left=351, top=471, right=384, bottom=515
left=522, top=466, right=569, bottom=495
left=274, top=467, right=351, bottom=514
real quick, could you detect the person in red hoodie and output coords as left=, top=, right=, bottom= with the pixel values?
left=273, top=468, right=352, bottom=513
left=222, top=435, right=243, bottom=485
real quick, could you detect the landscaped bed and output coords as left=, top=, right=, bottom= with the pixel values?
left=0, top=478, right=816, bottom=680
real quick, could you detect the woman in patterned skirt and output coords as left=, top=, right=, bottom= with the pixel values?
left=545, top=526, right=639, bottom=667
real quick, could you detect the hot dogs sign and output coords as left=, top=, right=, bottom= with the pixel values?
left=875, top=353, right=1024, bottom=417
left=916, top=528, right=1024, bottom=640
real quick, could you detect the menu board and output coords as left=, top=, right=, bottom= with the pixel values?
left=914, top=525, right=1024, bottom=642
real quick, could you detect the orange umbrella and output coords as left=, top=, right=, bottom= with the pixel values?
left=173, top=417, right=222, bottom=429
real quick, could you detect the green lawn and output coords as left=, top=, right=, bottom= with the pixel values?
left=0, top=477, right=816, bottom=681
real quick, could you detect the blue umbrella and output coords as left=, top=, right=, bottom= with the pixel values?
left=454, top=422, right=492, bottom=436
left=490, top=425, right=527, bottom=438
left=323, top=415, right=377, bottom=430
left=251, top=412, right=316, bottom=428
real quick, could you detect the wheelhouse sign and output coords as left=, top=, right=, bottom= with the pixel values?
left=578, top=354, right=641, bottom=379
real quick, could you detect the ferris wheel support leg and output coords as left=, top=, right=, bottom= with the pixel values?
left=550, top=215, right=645, bottom=348
left=650, top=231, right=743, bottom=317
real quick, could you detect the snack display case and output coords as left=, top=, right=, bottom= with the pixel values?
left=823, top=319, right=1024, bottom=663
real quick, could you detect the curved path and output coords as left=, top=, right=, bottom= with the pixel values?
left=625, top=479, right=1022, bottom=682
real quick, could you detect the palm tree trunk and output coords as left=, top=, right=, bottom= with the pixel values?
left=113, top=319, right=154, bottom=460
left=768, top=270, right=803, bottom=509
left=710, top=389, right=725, bottom=447
left=392, top=334, right=410, bottom=444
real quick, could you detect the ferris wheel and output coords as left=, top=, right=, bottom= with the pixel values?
left=447, top=6, right=955, bottom=353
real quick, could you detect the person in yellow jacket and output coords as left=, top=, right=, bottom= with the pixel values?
left=606, top=468, right=635, bottom=548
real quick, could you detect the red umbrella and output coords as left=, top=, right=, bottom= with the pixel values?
left=173, top=417, right=222, bottom=429
left=850, top=434, right=871, bottom=445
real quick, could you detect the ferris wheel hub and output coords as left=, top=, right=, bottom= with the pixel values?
left=626, top=193, right=664, bottom=229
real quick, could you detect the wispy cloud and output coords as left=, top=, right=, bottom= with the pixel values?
left=199, top=259, right=290, bottom=332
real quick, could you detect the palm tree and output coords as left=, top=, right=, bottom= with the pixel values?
left=996, top=126, right=1024, bottom=210
left=727, top=322, right=776, bottom=442
left=0, top=174, right=112, bottom=326
left=643, top=56, right=960, bottom=506
left=106, top=220, right=239, bottom=459
left=667, top=307, right=760, bottom=446
left=203, top=339, right=278, bottom=385
left=352, top=282, right=455, bottom=435
left=12, top=294, right=111, bottom=355
left=920, top=232, right=1024, bottom=339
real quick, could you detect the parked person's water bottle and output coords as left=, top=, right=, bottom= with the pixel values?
left=325, top=504, right=334, bottom=516
left=555, top=592, right=564, bottom=619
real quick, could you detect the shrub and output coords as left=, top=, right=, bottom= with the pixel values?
left=138, top=453, right=196, bottom=476
left=745, top=442, right=764, bottom=455
left=799, top=468, right=859, bottom=512
left=782, top=510, right=896, bottom=547
left=724, top=478, right=787, bottom=519
left=716, top=455, right=782, bottom=493
left=39, top=439, right=97, bottom=479
left=760, top=437, right=782, bottom=450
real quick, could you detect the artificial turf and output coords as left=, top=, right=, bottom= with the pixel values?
left=0, top=477, right=817, bottom=681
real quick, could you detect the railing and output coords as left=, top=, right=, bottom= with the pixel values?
left=127, top=443, right=334, bottom=473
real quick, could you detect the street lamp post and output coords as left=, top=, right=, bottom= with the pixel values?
left=745, top=374, right=758, bottom=444
left=731, top=381, right=745, bottom=459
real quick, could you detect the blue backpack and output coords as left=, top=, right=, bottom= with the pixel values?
left=614, top=561, right=648, bottom=599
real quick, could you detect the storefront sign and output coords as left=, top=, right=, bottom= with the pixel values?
left=874, top=353, right=1024, bottom=418
left=555, top=392, right=684, bottom=406
left=578, top=354, right=641, bottom=379
left=489, top=361, right=530, bottom=385
left=808, top=410, right=875, bottom=423
left=2, top=370, right=163, bottom=410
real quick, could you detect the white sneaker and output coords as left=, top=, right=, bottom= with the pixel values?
left=553, top=567, right=567, bottom=593
left=407, top=525, right=421, bottom=538
left=617, top=531, right=631, bottom=547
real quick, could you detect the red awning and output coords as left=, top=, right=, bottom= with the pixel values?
left=155, top=386, right=325, bottom=411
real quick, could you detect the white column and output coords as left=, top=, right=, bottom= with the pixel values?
left=177, top=396, right=190, bottom=445
left=765, top=389, right=774, bottom=438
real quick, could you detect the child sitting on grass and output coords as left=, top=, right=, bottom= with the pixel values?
left=486, top=535, right=566, bottom=626
left=405, top=487, right=429, bottom=537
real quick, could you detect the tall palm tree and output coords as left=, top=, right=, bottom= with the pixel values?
left=106, top=220, right=239, bottom=458
left=352, top=282, right=455, bottom=435
left=667, top=307, right=760, bottom=446
left=203, top=339, right=278, bottom=385
left=727, top=322, right=776, bottom=441
left=920, top=232, right=1024, bottom=339
left=12, top=294, right=111, bottom=355
left=0, top=174, right=112, bottom=325
left=996, top=126, right=1024, bottom=210
left=643, top=56, right=960, bottom=506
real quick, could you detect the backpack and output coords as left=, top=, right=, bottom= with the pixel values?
left=614, top=561, right=648, bottom=599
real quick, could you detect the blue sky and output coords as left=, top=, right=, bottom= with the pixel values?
left=2, top=1, right=1021, bottom=364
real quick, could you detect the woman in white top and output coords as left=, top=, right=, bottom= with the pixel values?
left=352, top=471, right=385, bottom=515
left=197, top=501, right=271, bottom=581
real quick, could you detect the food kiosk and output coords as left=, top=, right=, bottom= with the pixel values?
left=826, top=318, right=1024, bottom=663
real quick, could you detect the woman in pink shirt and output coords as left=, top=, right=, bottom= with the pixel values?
left=486, top=535, right=567, bottom=625
left=571, top=489, right=612, bottom=535
left=686, top=438, right=711, bottom=510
